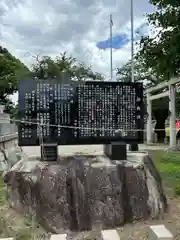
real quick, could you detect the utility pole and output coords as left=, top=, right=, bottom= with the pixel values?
left=131, top=0, right=134, bottom=83
left=110, top=14, right=113, bottom=80
left=129, top=0, right=139, bottom=151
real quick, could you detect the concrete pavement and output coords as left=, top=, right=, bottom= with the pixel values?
left=22, top=144, right=168, bottom=157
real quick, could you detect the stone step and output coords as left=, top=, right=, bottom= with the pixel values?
left=0, top=225, right=174, bottom=240
left=0, top=238, right=14, bottom=240
left=101, top=229, right=120, bottom=240
left=50, top=234, right=67, bottom=240
left=148, top=225, right=173, bottom=240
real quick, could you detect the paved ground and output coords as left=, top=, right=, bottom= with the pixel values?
left=22, top=144, right=168, bottom=157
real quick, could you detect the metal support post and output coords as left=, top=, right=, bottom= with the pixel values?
left=169, top=85, right=176, bottom=149
left=147, top=92, right=152, bottom=144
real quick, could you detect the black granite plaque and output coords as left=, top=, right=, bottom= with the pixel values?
left=76, top=82, right=143, bottom=143
left=18, top=79, right=144, bottom=146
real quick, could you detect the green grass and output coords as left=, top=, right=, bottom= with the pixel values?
left=149, top=150, right=180, bottom=197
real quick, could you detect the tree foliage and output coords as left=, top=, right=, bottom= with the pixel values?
left=31, top=52, right=104, bottom=81
left=0, top=46, right=29, bottom=103
left=0, top=48, right=104, bottom=116
left=130, top=0, right=180, bottom=141
left=137, top=0, right=180, bottom=80
left=116, top=59, right=159, bottom=87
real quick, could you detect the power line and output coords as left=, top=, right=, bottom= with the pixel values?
left=0, top=117, right=172, bottom=132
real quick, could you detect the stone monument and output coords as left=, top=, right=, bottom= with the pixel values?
left=3, top=78, right=167, bottom=233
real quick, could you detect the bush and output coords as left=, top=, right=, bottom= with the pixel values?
left=175, top=185, right=180, bottom=196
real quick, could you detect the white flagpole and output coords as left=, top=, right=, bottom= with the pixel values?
left=130, top=0, right=134, bottom=82
left=110, top=14, right=113, bottom=80
left=129, top=0, right=139, bottom=151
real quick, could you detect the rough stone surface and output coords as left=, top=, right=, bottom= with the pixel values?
left=3, top=152, right=167, bottom=233
left=0, top=145, right=23, bottom=171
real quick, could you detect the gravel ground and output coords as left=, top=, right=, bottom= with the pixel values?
left=1, top=197, right=180, bottom=239
left=117, top=197, right=180, bottom=239
left=22, top=144, right=168, bottom=157
left=64, top=197, right=180, bottom=239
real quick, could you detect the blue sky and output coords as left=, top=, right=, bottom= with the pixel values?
left=96, top=34, right=129, bottom=50
left=96, top=22, right=149, bottom=50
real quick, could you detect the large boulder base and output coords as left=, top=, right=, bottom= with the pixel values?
left=3, top=151, right=167, bottom=233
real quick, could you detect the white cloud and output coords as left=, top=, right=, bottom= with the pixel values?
left=0, top=0, right=155, bottom=103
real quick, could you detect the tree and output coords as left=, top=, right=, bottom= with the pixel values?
left=137, top=0, right=180, bottom=80
left=0, top=46, right=29, bottom=105
left=116, top=59, right=159, bottom=86
left=31, top=52, right=104, bottom=81
left=1, top=51, right=103, bottom=120
left=134, top=0, right=180, bottom=141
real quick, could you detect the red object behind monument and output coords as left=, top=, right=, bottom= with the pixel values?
left=176, top=121, right=180, bottom=128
